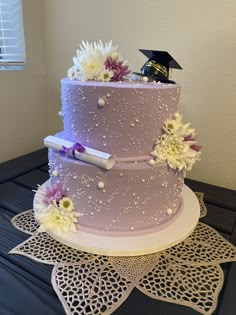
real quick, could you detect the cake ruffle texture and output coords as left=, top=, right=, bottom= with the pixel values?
left=61, top=78, right=180, bottom=158
left=49, top=147, right=184, bottom=236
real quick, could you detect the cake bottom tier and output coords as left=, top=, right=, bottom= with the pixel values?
left=48, top=149, right=184, bottom=236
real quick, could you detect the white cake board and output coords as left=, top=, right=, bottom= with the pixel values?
left=34, top=184, right=200, bottom=257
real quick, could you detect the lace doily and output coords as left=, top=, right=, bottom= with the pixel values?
left=10, top=192, right=236, bottom=315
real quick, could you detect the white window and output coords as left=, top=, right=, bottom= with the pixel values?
left=0, top=0, right=26, bottom=70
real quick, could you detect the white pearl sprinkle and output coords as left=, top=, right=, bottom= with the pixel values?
left=87, top=184, right=90, bottom=188
left=98, top=97, right=106, bottom=107
left=141, top=179, right=145, bottom=183
left=166, top=208, right=173, bottom=215
left=148, top=159, right=156, bottom=166
left=142, top=76, right=148, bottom=82
left=130, top=123, right=134, bottom=127
left=120, top=173, right=123, bottom=177
left=99, top=200, right=103, bottom=204
left=102, top=135, right=106, bottom=139
left=88, top=196, right=92, bottom=200
left=58, top=111, right=64, bottom=117
left=52, top=170, right=58, bottom=176
left=97, top=181, right=105, bottom=189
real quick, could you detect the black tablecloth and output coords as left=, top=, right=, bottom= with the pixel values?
left=0, top=149, right=235, bottom=315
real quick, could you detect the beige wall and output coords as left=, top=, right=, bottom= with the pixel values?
left=1, top=0, right=235, bottom=190
left=0, top=0, right=47, bottom=162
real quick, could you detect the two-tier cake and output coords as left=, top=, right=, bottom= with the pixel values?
left=34, top=41, right=201, bottom=251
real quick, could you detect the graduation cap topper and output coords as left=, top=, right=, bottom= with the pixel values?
left=139, top=49, right=182, bottom=82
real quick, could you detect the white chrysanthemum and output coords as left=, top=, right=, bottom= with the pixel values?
left=37, top=204, right=78, bottom=235
left=151, top=135, right=201, bottom=171
left=79, top=55, right=105, bottom=81
left=67, top=66, right=79, bottom=80
left=59, top=197, right=74, bottom=212
left=163, top=112, right=196, bottom=138
left=98, top=68, right=114, bottom=82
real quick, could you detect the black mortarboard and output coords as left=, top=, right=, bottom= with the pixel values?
left=139, top=49, right=182, bottom=83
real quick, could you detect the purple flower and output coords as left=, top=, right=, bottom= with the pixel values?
left=190, top=144, right=202, bottom=152
left=184, top=134, right=194, bottom=141
left=44, top=182, right=66, bottom=205
left=104, top=56, right=131, bottom=81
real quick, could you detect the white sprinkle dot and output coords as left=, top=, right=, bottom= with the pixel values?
left=166, top=208, right=173, bottom=215
left=52, top=170, right=58, bottom=176
left=142, top=76, right=148, bottom=82
left=148, top=159, right=156, bottom=166
left=97, top=181, right=105, bottom=189
left=98, top=97, right=106, bottom=107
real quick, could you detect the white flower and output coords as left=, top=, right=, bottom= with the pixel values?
left=98, top=68, right=114, bottom=82
left=59, top=197, right=74, bottom=212
left=151, top=134, right=201, bottom=171
left=37, top=202, right=79, bottom=235
left=79, top=55, right=105, bottom=81
left=163, top=112, right=196, bottom=138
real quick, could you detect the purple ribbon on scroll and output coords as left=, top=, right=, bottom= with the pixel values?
left=59, top=142, right=86, bottom=157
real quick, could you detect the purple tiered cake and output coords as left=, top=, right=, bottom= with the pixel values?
left=36, top=41, right=201, bottom=238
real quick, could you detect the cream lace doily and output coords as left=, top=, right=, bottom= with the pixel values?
left=10, top=192, right=236, bottom=315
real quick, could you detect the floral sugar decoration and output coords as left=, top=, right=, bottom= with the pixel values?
left=35, top=183, right=80, bottom=234
left=151, top=113, right=201, bottom=171
left=68, top=40, right=131, bottom=82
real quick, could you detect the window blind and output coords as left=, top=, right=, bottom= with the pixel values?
left=0, top=0, right=26, bottom=68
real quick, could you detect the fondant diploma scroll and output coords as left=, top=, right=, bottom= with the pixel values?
left=44, top=136, right=115, bottom=170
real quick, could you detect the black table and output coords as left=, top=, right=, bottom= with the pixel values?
left=0, top=148, right=236, bottom=315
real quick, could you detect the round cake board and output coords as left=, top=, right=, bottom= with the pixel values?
left=34, top=183, right=200, bottom=257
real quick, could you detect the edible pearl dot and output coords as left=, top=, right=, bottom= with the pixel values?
left=87, top=184, right=90, bottom=188
left=98, top=97, right=106, bottom=107
left=148, top=159, right=156, bottom=166
left=107, top=93, right=111, bottom=98
left=103, top=143, right=106, bottom=147
left=142, top=76, right=148, bottom=82
left=166, top=208, right=173, bottom=215
left=141, top=179, right=145, bottom=183
left=102, top=135, right=106, bottom=139
left=73, top=176, right=77, bottom=179
left=88, top=196, right=92, bottom=200
left=58, top=111, right=64, bottom=117
left=52, top=170, right=58, bottom=176
left=130, top=123, right=134, bottom=127
left=135, top=119, right=139, bottom=123
left=131, top=227, right=134, bottom=230
left=97, top=181, right=105, bottom=189
left=99, top=200, right=103, bottom=204
left=120, top=173, right=123, bottom=177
